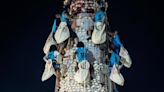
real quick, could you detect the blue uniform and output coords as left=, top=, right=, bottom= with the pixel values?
left=47, top=51, right=60, bottom=69
left=109, top=51, right=120, bottom=66
left=47, top=51, right=59, bottom=62
left=52, top=19, right=57, bottom=32
left=112, top=34, right=123, bottom=54
left=76, top=48, right=87, bottom=63
left=48, top=51, right=55, bottom=61
left=95, top=11, right=105, bottom=22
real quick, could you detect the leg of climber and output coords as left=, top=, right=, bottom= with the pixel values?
left=55, top=70, right=61, bottom=90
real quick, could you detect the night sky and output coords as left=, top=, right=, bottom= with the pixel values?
left=0, top=0, right=163, bottom=92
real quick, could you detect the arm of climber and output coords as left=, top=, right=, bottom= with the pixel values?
left=43, top=55, right=49, bottom=63
left=101, top=11, right=107, bottom=25
left=119, top=57, right=126, bottom=70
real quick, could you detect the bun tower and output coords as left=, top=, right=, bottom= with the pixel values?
left=42, top=0, right=132, bottom=92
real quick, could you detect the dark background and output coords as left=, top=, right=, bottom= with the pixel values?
left=0, top=0, right=163, bottom=92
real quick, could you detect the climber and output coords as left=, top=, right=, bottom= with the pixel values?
left=43, top=45, right=61, bottom=72
left=109, top=31, right=123, bottom=54
left=92, top=6, right=107, bottom=63
left=56, top=7, right=72, bottom=53
left=107, top=49, right=121, bottom=92
left=63, top=1, right=79, bottom=47
left=43, top=45, right=61, bottom=90
left=75, top=41, right=88, bottom=63
left=108, top=50, right=120, bottom=67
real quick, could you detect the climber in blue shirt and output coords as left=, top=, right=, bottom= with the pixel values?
left=43, top=45, right=61, bottom=90
left=61, top=7, right=78, bottom=48
left=109, top=50, right=120, bottom=66
left=75, top=42, right=87, bottom=63
left=43, top=45, right=60, bottom=69
left=51, top=8, right=71, bottom=37
left=109, top=31, right=123, bottom=54
left=112, top=32, right=123, bottom=54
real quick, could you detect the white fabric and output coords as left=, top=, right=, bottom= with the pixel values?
left=92, top=22, right=106, bottom=44
left=119, top=46, right=132, bottom=68
left=41, top=61, right=55, bottom=82
left=110, top=64, right=124, bottom=86
left=56, top=54, right=62, bottom=64
left=74, top=60, right=90, bottom=83
left=54, top=51, right=61, bottom=63
left=55, top=22, right=70, bottom=44
left=54, top=51, right=60, bottom=57
left=43, top=31, right=56, bottom=54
